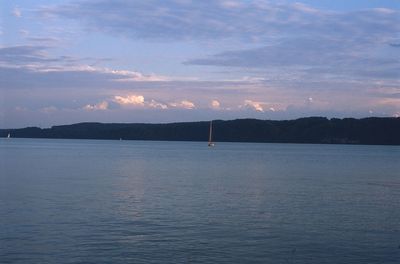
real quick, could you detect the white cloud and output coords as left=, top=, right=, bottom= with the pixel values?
left=84, top=101, right=108, bottom=111
left=87, top=96, right=195, bottom=111
left=104, top=69, right=168, bottom=82
left=113, top=95, right=145, bottom=106
left=210, top=99, right=221, bottom=109
left=306, top=97, right=314, bottom=107
left=180, top=100, right=196, bottom=109
left=148, top=99, right=168, bottom=109
left=170, top=100, right=196, bottom=109
left=13, top=7, right=21, bottom=18
left=34, top=65, right=167, bottom=82
left=243, top=100, right=264, bottom=112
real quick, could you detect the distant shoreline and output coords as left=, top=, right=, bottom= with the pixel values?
left=1, top=117, right=400, bottom=145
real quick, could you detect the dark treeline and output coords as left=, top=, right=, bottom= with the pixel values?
left=1, top=117, right=400, bottom=145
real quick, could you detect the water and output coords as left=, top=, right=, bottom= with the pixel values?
left=1, top=138, right=399, bottom=263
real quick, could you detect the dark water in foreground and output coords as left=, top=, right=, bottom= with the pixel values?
left=0, top=139, right=399, bottom=263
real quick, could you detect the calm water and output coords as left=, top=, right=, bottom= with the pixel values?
left=0, top=139, right=399, bottom=263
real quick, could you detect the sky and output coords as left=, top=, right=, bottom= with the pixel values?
left=0, top=0, right=399, bottom=128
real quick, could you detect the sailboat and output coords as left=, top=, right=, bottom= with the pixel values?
left=7, top=133, right=10, bottom=139
left=208, top=121, right=215, bottom=147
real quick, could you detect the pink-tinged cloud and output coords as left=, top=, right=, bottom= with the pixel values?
left=112, top=95, right=169, bottom=110
left=243, top=100, right=264, bottom=112
left=210, top=100, right=221, bottom=109
left=113, top=95, right=145, bottom=106
left=84, top=101, right=109, bottom=111
left=170, top=100, right=196, bottom=109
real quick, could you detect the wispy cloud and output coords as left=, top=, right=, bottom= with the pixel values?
left=0, top=45, right=171, bottom=90
left=185, top=7, right=400, bottom=80
left=12, top=7, right=22, bottom=18
left=27, top=37, right=61, bottom=44
left=40, top=1, right=399, bottom=45
left=0, top=46, right=55, bottom=66
left=107, top=69, right=168, bottom=82
left=40, top=106, right=58, bottom=113
left=39, top=0, right=331, bottom=41
left=19, top=30, right=29, bottom=36
left=37, top=1, right=400, bottom=84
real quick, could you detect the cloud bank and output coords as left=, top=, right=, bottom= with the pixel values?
left=2, top=1, right=399, bottom=127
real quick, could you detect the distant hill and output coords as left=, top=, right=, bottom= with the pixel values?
left=1, top=117, right=400, bottom=145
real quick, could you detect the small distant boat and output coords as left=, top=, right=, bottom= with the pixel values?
left=208, top=121, right=215, bottom=147
left=7, top=133, right=10, bottom=139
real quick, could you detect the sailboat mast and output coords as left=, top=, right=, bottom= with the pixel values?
left=208, top=121, right=213, bottom=143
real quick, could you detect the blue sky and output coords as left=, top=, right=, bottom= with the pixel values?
left=1, top=0, right=399, bottom=128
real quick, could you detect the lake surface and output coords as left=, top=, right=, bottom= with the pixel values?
left=1, top=138, right=399, bottom=263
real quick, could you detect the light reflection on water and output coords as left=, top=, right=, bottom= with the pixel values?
left=1, top=138, right=400, bottom=263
